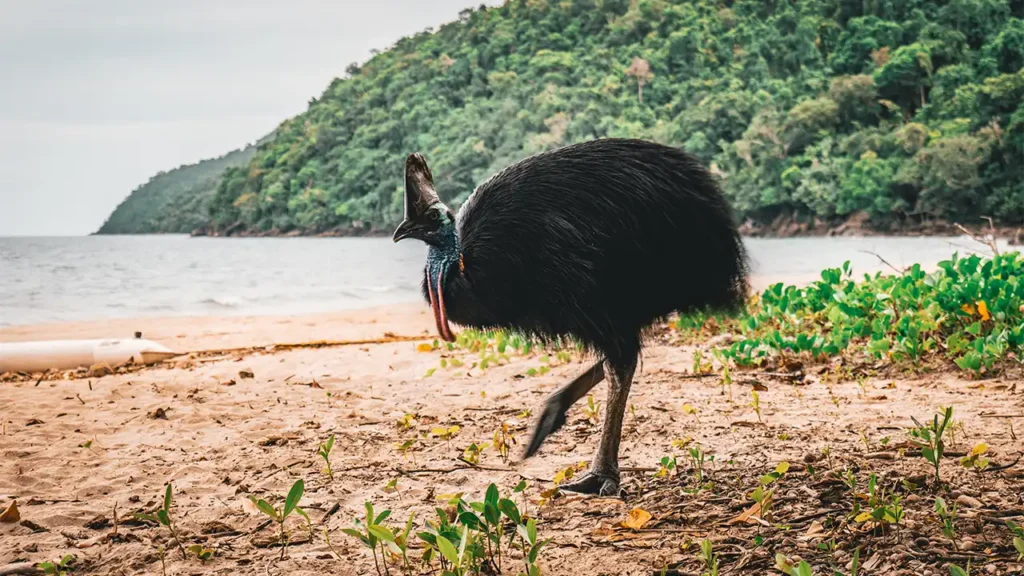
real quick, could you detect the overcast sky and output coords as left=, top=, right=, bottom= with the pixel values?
left=0, top=0, right=500, bottom=236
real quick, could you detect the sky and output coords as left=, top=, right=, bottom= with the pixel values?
left=0, top=0, right=501, bottom=236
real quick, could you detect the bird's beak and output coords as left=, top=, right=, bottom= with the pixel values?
left=392, top=219, right=419, bottom=242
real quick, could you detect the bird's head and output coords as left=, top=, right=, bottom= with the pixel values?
left=393, top=153, right=455, bottom=246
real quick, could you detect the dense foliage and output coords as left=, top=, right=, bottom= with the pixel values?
left=96, top=141, right=264, bottom=234
left=678, top=251, right=1024, bottom=376
left=196, top=0, right=1024, bottom=236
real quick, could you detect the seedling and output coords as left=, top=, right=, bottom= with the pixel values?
left=318, top=433, right=336, bottom=480
left=394, top=438, right=417, bottom=461
left=750, top=390, right=763, bottom=423
left=37, top=555, right=75, bottom=576
left=959, top=442, right=990, bottom=471
left=698, top=538, right=719, bottom=576
left=187, top=545, right=214, bottom=562
left=343, top=502, right=399, bottom=575
left=775, top=553, right=813, bottom=576
left=655, top=455, right=677, bottom=479
left=431, top=425, right=461, bottom=448
left=583, top=394, right=601, bottom=425
left=492, top=421, right=515, bottom=464
left=1006, top=520, right=1024, bottom=561
left=949, top=562, right=971, bottom=576
left=396, top=413, right=416, bottom=429
left=935, top=496, right=959, bottom=551
left=134, top=483, right=187, bottom=559
left=909, top=406, right=954, bottom=485
left=688, top=444, right=712, bottom=488
left=462, top=442, right=488, bottom=465
left=249, top=479, right=309, bottom=560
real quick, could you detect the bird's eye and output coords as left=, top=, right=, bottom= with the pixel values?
left=430, top=211, right=440, bottom=221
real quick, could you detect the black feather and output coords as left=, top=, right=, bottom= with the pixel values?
left=426, top=138, right=749, bottom=367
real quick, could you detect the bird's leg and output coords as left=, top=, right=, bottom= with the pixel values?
left=524, top=360, right=605, bottom=458
left=560, top=357, right=636, bottom=497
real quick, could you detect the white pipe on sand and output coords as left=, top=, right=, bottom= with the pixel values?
left=0, top=337, right=177, bottom=373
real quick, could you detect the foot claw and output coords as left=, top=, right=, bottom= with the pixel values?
left=559, top=471, right=619, bottom=497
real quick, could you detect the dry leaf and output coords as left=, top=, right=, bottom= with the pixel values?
left=416, top=343, right=434, bottom=352
left=620, top=507, right=652, bottom=530
left=729, top=496, right=772, bottom=525
left=0, top=500, right=21, bottom=523
left=978, top=300, right=991, bottom=321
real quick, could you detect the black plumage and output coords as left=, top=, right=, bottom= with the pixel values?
left=394, top=138, right=748, bottom=495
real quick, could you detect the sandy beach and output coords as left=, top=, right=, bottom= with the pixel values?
left=2, top=301, right=1023, bottom=575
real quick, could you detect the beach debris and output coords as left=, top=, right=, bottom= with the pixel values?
left=148, top=407, right=169, bottom=420
left=0, top=500, right=20, bottom=523
left=238, top=369, right=254, bottom=379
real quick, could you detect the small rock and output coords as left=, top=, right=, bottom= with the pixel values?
left=803, top=452, right=819, bottom=463
left=914, top=537, right=930, bottom=548
left=148, top=407, right=169, bottom=420
left=959, top=539, right=978, bottom=552
left=905, top=494, right=921, bottom=503
left=955, top=494, right=983, bottom=508
left=239, top=369, right=254, bottom=379
left=984, top=565, right=998, bottom=574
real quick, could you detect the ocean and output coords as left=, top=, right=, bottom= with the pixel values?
left=0, top=234, right=1004, bottom=327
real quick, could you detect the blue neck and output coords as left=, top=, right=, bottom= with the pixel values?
left=426, top=223, right=460, bottom=288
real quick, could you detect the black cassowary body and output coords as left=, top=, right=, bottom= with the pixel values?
left=394, top=138, right=748, bottom=496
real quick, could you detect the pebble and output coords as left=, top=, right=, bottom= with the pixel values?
left=914, top=537, right=930, bottom=548
left=960, top=539, right=978, bottom=552
left=984, top=565, right=998, bottom=574
left=955, top=494, right=983, bottom=508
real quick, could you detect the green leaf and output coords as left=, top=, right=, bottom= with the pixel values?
left=514, top=479, right=527, bottom=493
left=527, top=518, right=537, bottom=544
left=368, top=525, right=396, bottom=542
left=485, top=483, right=499, bottom=507
left=528, top=538, right=551, bottom=564
left=133, top=513, right=159, bottom=524
left=295, top=507, right=310, bottom=523
left=484, top=501, right=500, bottom=527
left=163, top=483, right=173, bottom=511
left=498, top=498, right=521, bottom=524
left=341, top=528, right=370, bottom=548
left=251, top=497, right=278, bottom=520
left=948, top=566, right=969, bottom=576
left=1013, top=536, right=1024, bottom=559
left=156, top=509, right=170, bottom=526
left=374, top=509, right=392, bottom=525
left=283, top=479, right=304, bottom=518
left=437, top=535, right=460, bottom=566
left=796, top=560, right=813, bottom=576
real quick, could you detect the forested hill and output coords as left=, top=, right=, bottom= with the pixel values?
left=96, top=139, right=267, bottom=234
left=119, top=0, right=1024, bottom=236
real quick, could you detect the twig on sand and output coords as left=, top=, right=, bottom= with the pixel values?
left=396, top=464, right=510, bottom=475
left=0, top=563, right=43, bottom=576
left=982, top=453, right=1022, bottom=473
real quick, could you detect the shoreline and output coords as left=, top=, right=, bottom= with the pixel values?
left=87, top=212, right=1023, bottom=242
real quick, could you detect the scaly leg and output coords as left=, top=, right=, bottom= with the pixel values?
left=559, top=357, right=636, bottom=496
left=525, top=360, right=605, bottom=458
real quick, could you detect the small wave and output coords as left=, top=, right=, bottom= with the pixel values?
left=200, top=295, right=244, bottom=308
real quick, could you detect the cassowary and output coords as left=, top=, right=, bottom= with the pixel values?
left=393, top=138, right=748, bottom=496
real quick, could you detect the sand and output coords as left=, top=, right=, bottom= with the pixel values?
left=2, top=305, right=1023, bottom=575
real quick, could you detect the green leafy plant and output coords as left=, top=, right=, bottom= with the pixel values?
left=935, top=496, right=959, bottom=551
left=249, top=479, right=309, bottom=560
left=134, top=484, right=187, bottom=558
left=37, top=555, right=75, bottom=576
left=699, top=538, right=719, bottom=576
left=750, top=390, right=763, bottom=423
left=1006, top=520, right=1024, bottom=561
left=949, top=562, right=971, bottom=576
left=909, top=406, right=954, bottom=485
left=583, top=394, right=600, bottom=425
left=318, top=433, right=336, bottom=480
left=187, top=544, right=215, bottom=562
left=775, top=553, right=813, bottom=576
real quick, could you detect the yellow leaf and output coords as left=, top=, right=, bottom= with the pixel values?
left=855, top=512, right=874, bottom=523
left=553, top=466, right=575, bottom=485
left=416, top=343, right=434, bottom=352
left=682, top=404, right=697, bottom=415
left=775, top=461, right=790, bottom=475
left=431, top=427, right=448, bottom=436
left=961, top=303, right=975, bottom=315
left=978, top=300, right=990, bottom=321
left=0, top=500, right=19, bottom=523
left=620, top=508, right=652, bottom=530
left=970, top=442, right=988, bottom=456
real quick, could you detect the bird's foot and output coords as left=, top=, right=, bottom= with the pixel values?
left=559, top=471, right=619, bottom=497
